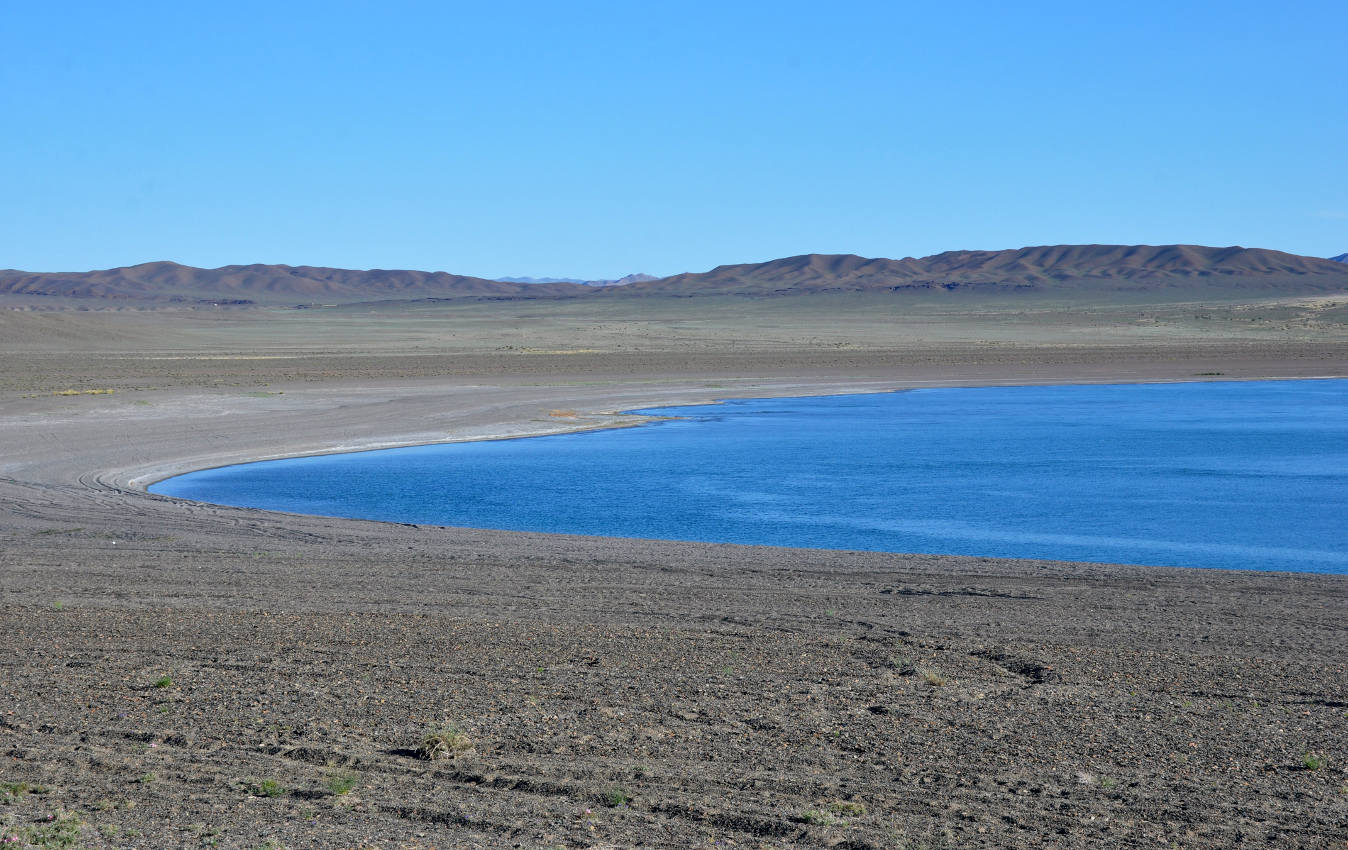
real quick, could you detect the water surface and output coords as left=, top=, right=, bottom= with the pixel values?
left=151, top=380, right=1348, bottom=573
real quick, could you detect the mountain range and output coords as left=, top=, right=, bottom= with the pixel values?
left=605, top=245, right=1348, bottom=297
left=3, top=245, right=1346, bottom=306
left=0, top=262, right=589, bottom=305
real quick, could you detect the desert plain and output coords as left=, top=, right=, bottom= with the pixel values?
left=2, top=289, right=1347, bottom=849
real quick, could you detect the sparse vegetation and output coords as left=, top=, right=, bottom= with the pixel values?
left=1, top=809, right=84, bottom=847
left=888, top=653, right=916, bottom=673
left=797, top=809, right=837, bottom=825
left=601, top=786, right=631, bottom=808
left=249, top=778, right=285, bottom=798
left=1, top=781, right=32, bottom=801
left=1303, top=753, right=1324, bottom=770
left=153, top=674, right=173, bottom=689
left=419, top=723, right=472, bottom=761
left=919, top=667, right=948, bottom=687
left=828, top=800, right=866, bottom=817
left=325, top=770, right=359, bottom=796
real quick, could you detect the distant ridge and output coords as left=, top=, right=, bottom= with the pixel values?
left=1331, top=253, right=1348, bottom=263
left=603, top=245, right=1348, bottom=297
left=0, top=261, right=591, bottom=305
left=3, top=246, right=1346, bottom=306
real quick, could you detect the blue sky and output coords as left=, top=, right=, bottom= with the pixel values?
left=3, top=1, right=1344, bottom=278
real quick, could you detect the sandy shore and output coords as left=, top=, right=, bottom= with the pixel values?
left=3, top=332, right=1347, bottom=848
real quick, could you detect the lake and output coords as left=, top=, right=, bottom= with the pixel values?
left=150, top=379, right=1348, bottom=573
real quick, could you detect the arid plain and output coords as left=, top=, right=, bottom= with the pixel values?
left=3, top=288, right=1347, bottom=848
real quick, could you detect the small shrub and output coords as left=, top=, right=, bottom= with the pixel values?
left=153, top=675, right=173, bottom=689
left=797, top=809, right=837, bottom=825
left=602, top=786, right=630, bottom=808
left=250, top=779, right=284, bottom=798
left=919, top=667, right=948, bottom=687
left=1303, top=753, right=1325, bottom=771
left=326, top=770, right=359, bottom=796
left=827, top=800, right=866, bottom=817
left=419, top=724, right=472, bottom=761
left=887, top=654, right=916, bottom=674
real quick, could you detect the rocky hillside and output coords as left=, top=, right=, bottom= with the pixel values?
left=605, top=245, right=1348, bottom=297
left=5, top=246, right=1347, bottom=305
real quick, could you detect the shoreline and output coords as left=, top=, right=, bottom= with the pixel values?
left=143, top=375, right=1348, bottom=578
left=129, top=370, right=1348, bottom=493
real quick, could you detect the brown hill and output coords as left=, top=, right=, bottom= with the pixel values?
left=605, top=245, right=1348, bottom=297
left=0, top=261, right=591, bottom=305
left=5, top=245, right=1347, bottom=306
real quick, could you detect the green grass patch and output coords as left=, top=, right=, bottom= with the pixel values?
left=2, top=809, right=84, bottom=847
left=325, top=770, right=359, bottom=796
left=249, top=778, right=285, bottom=798
left=601, top=786, right=631, bottom=808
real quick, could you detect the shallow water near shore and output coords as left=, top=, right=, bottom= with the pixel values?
left=151, top=379, right=1348, bottom=573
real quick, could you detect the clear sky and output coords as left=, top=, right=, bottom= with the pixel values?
left=3, top=1, right=1344, bottom=278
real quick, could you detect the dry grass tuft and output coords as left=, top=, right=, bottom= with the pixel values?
left=419, top=724, right=473, bottom=761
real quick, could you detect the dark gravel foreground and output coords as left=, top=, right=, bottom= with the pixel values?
left=3, top=502, right=1345, bottom=849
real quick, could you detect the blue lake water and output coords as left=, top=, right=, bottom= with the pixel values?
left=150, top=380, right=1348, bottom=574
